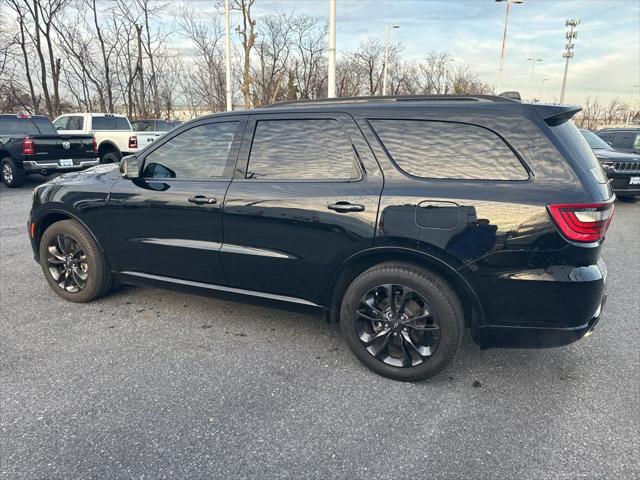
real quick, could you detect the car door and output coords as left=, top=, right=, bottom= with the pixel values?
left=220, top=112, right=384, bottom=305
left=107, top=117, right=246, bottom=285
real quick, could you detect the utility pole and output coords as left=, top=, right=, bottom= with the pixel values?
left=327, top=0, right=336, bottom=98
left=496, top=0, right=523, bottom=93
left=224, top=0, right=232, bottom=111
left=560, top=19, right=579, bottom=104
left=382, top=24, right=399, bottom=96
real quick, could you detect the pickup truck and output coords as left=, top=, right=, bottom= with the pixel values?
left=52, top=113, right=158, bottom=164
left=0, top=114, right=98, bottom=188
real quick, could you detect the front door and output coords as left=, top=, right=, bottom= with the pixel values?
left=107, top=118, right=245, bottom=284
left=221, top=112, right=384, bottom=305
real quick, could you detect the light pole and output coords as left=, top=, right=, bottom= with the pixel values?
left=382, top=24, right=399, bottom=96
left=224, top=0, right=232, bottom=111
left=442, top=58, right=455, bottom=94
left=526, top=57, right=542, bottom=81
left=496, top=0, right=524, bottom=93
left=539, top=77, right=550, bottom=101
left=560, top=18, right=579, bottom=104
left=327, top=0, right=336, bottom=98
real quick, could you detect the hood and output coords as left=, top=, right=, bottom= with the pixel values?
left=592, top=148, right=640, bottom=162
left=44, top=163, right=120, bottom=187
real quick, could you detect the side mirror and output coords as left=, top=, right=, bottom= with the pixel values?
left=120, top=155, right=141, bottom=179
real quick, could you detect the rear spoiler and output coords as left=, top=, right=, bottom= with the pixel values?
left=533, top=104, right=582, bottom=126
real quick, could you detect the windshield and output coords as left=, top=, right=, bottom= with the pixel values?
left=580, top=129, right=612, bottom=150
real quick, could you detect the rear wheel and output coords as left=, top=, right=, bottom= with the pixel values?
left=1, top=157, right=26, bottom=187
left=340, top=262, right=464, bottom=382
left=100, top=150, right=121, bottom=164
left=39, top=219, right=112, bottom=303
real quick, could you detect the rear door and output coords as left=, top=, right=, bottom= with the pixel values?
left=107, top=117, right=245, bottom=284
left=220, top=112, right=383, bottom=305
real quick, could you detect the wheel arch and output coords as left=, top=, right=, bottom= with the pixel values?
left=33, top=209, right=108, bottom=262
left=97, top=141, right=121, bottom=157
left=325, top=247, right=487, bottom=332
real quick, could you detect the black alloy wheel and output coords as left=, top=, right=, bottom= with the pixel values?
left=355, top=284, right=440, bottom=367
left=46, top=233, right=89, bottom=292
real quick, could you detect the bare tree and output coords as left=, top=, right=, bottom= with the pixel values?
left=233, top=0, right=255, bottom=109
left=576, top=97, right=605, bottom=130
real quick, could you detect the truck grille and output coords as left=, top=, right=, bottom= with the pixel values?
left=613, top=161, right=640, bottom=173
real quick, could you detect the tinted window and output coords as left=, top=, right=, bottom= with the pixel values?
left=613, top=132, right=636, bottom=149
left=31, top=117, right=57, bottom=135
left=142, top=122, right=238, bottom=180
left=156, top=120, right=178, bottom=132
left=92, top=116, right=130, bottom=130
left=370, top=119, right=528, bottom=181
left=580, top=129, right=612, bottom=150
left=0, top=116, right=44, bottom=135
left=552, top=121, right=607, bottom=184
left=246, top=119, right=357, bottom=180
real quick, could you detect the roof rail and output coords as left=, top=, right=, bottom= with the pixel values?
left=267, top=94, right=518, bottom=108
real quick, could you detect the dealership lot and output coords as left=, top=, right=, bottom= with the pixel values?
left=1, top=177, right=639, bottom=479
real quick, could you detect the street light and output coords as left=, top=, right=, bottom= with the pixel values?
left=539, top=77, right=550, bottom=102
left=526, top=57, right=543, bottom=81
left=496, top=0, right=524, bottom=92
left=382, top=24, right=399, bottom=96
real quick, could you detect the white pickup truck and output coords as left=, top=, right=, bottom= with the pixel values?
left=52, top=113, right=160, bottom=163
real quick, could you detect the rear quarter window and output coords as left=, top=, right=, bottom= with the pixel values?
left=369, top=119, right=528, bottom=181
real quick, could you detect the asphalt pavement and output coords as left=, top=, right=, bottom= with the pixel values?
left=1, top=176, right=639, bottom=479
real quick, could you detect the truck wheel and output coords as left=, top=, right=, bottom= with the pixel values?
left=1, top=157, right=26, bottom=188
left=340, top=262, right=464, bottom=382
left=100, top=151, right=121, bottom=164
left=39, top=219, right=112, bottom=303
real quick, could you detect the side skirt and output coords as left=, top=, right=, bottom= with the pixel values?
left=116, top=270, right=323, bottom=308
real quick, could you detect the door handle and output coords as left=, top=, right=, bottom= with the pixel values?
left=188, top=195, right=217, bottom=205
left=328, top=201, right=365, bottom=213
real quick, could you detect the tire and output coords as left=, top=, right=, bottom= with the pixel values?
left=39, top=219, right=112, bottom=303
left=1, top=157, right=26, bottom=187
left=100, top=151, right=121, bottom=164
left=340, top=262, right=464, bottom=382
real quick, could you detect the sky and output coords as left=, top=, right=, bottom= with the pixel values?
left=163, top=0, right=640, bottom=105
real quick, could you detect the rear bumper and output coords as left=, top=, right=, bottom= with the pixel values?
left=471, top=260, right=608, bottom=348
left=22, top=157, right=99, bottom=173
left=476, top=293, right=605, bottom=348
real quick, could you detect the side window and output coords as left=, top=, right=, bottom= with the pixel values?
left=91, top=117, right=117, bottom=130
left=67, top=116, right=84, bottom=130
left=369, top=119, right=528, bottom=181
left=53, top=116, right=68, bottom=130
left=613, top=132, right=636, bottom=149
left=116, top=117, right=131, bottom=130
left=246, top=119, right=358, bottom=180
left=142, top=122, right=239, bottom=180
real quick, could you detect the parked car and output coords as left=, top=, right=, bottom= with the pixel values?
left=580, top=128, right=640, bottom=198
left=131, top=119, right=181, bottom=134
left=29, top=95, right=613, bottom=381
left=0, top=114, right=98, bottom=188
left=595, top=128, right=640, bottom=154
left=52, top=113, right=158, bottom=164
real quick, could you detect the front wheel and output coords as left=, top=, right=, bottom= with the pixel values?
left=340, top=263, right=464, bottom=382
left=39, top=219, right=112, bottom=303
left=1, top=157, right=26, bottom=187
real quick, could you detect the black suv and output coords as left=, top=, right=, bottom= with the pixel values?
left=28, top=96, right=613, bottom=381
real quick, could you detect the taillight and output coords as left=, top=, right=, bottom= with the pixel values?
left=548, top=202, right=614, bottom=243
left=22, top=136, right=35, bottom=155
left=128, top=135, right=138, bottom=149
left=92, top=136, right=98, bottom=154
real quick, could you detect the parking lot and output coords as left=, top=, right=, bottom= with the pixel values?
left=1, top=176, right=639, bottom=479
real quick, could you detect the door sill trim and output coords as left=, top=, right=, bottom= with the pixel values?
left=118, top=271, right=321, bottom=307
